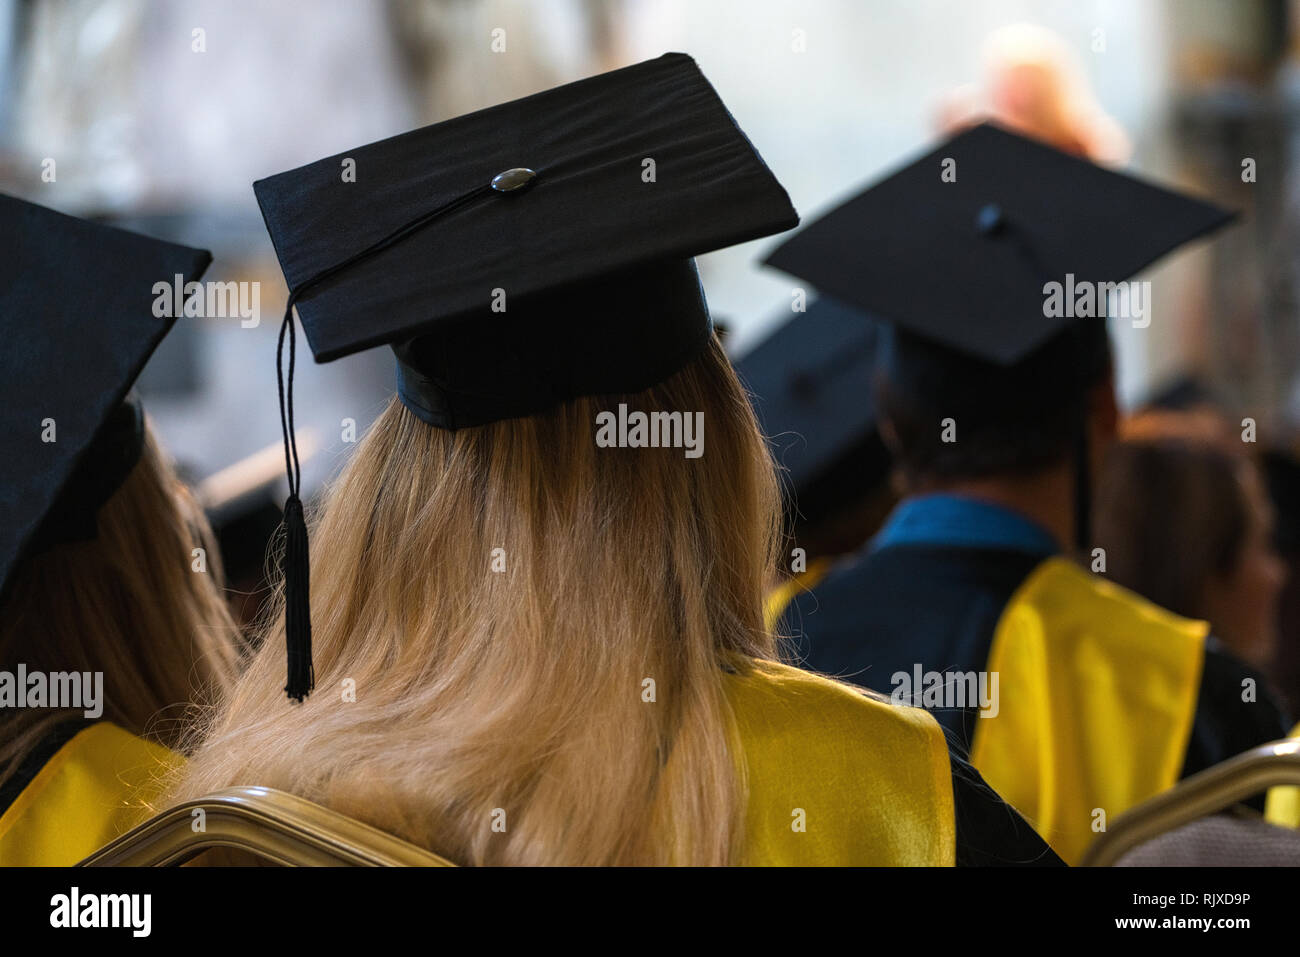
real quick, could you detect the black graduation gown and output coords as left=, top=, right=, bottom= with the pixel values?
left=949, top=746, right=1063, bottom=866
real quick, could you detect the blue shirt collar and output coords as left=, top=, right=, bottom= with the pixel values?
left=872, top=493, right=1061, bottom=556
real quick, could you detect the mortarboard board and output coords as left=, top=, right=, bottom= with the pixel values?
left=764, top=123, right=1235, bottom=550
left=765, top=122, right=1234, bottom=369
left=735, top=297, right=890, bottom=528
left=254, top=53, right=799, bottom=699
left=0, top=193, right=212, bottom=601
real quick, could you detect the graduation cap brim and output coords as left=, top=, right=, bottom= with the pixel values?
left=0, top=194, right=212, bottom=596
left=255, top=52, right=799, bottom=365
left=764, top=123, right=1236, bottom=366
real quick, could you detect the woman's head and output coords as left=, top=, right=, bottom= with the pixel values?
left=0, top=423, right=243, bottom=781
left=1095, top=436, right=1286, bottom=667
left=171, top=335, right=783, bottom=865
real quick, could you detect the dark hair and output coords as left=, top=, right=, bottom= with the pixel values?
left=875, top=323, right=1111, bottom=482
left=1093, top=439, right=1250, bottom=619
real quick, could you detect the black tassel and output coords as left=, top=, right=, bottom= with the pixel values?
left=276, top=299, right=312, bottom=702
left=281, top=493, right=313, bottom=701
left=270, top=179, right=503, bottom=702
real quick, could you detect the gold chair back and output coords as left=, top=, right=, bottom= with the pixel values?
left=1083, top=738, right=1300, bottom=866
left=79, top=786, right=455, bottom=867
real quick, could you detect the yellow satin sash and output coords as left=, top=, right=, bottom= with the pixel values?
left=1264, top=721, right=1300, bottom=828
left=725, top=657, right=955, bottom=865
left=0, top=722, right=176, bottom=866
left=968, top=556, right=1207, bottom=865
left=0, top=675, right=952, bottom=866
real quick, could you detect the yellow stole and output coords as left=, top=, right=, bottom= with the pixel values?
left=968, top=556, right=1206, bottom=864
left=725, top=658, right=955, bottom=865
left=0, top=673, right=954, bottom=866
left=1264, top=722, right=1300, bottom=829
left=0, top=722, right=175, bottom=866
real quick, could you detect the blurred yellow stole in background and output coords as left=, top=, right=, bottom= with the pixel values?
left=970, top=557, right=1206, bottom=864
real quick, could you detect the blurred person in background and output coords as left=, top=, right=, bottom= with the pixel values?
left=0, top=198, right=244, bottom=865
left=1098, top=410, right=1300, bottom=834
left=1117, top=380, right=1300, bottom=719
left=764, top=122, right=1290, bottom=866
left=1095, top=428, right=1288, bottom=677
left=746, top=22, right=1135, bottom=608
left=937, top=22, right=1130, bottom=164
left=0, top=427, right=245, bottom=866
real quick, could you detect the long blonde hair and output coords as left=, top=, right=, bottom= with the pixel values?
left=0, top=425, right=244, bottom=786
left=171, top=336, right=783, bottom=865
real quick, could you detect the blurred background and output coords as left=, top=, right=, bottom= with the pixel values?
left=2, top=0, right=1300, bottom=708
left=3, top=0, right=1297, bottom=475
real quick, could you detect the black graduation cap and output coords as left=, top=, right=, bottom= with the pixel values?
left=764, top=123, right=1236, bottom=550
left=0, top=193, right=212, bottom=600
left=765, top=122, right=1235, bottom=368
left=735, top=297, right=890, bottom=527
left=254, top=52, right=798, bottom=700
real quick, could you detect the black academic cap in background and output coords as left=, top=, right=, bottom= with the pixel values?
left=764, top=124, right=1235, bottom=551
left=0, top=193, right=211, bottom=598
left=735, top=298, right=890, bottom=527
left=765, top=122, right=1235, bottom=373
left=256, top=51, right=798, bottom=430
left=253, top=53, right=798, bottom=699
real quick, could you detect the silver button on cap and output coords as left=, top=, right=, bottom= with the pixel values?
left=491, top=168, right=537, bottom=193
